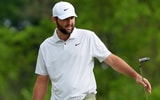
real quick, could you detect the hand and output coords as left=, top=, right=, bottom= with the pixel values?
left=136, top=77, right=152, bottom=94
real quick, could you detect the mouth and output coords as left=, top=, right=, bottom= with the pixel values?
left=66, top=25, right=73, bottom=31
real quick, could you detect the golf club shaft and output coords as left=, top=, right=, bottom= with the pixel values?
left=139, top=65, right=148, bottom=100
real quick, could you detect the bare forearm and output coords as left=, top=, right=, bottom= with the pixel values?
left=33, top=84, right=48, bottom=100
left=33, top=75, right=49, bottom=100
left=104, top=54, right=152, bottom=94
left=104, top=54, right=141, bottom=80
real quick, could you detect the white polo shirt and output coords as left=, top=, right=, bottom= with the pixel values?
left=35, top=28, right=111, bottom=100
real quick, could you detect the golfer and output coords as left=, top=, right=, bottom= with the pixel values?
left=33, top=1, right=151, bottom=100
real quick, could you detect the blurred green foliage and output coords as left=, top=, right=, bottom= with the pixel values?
left=0, top=0, right=160, bottom=100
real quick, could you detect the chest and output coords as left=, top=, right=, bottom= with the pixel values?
left=43, top=38, right=91, bottom=63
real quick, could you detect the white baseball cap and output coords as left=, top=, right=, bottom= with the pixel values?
left=52, top=1, right=77, bottom=20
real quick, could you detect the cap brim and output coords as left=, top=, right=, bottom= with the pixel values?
left=58, top=13, right=77, bottom=20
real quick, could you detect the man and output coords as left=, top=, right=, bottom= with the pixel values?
left=33, top=1, right=151, bottom=100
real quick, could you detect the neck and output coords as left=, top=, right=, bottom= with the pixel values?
left=56, top=30, right=70, bottom=41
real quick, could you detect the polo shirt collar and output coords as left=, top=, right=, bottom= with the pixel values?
left=53, top=27, right=78, bottom=43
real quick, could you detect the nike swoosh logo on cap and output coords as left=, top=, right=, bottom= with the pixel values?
left=64, top=8, right=69, bottom=11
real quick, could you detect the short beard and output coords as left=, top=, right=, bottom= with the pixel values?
left=56, top=20, right=74, bottom=35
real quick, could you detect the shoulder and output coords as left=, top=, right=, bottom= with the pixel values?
left=76, top=28, right=94, bottom=34
left=75, top=28, right=96, bottom=37
left=39, top=36, right=53, bottom=48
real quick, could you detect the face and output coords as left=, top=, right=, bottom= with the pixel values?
left=54, top=16, right=75, bottom=35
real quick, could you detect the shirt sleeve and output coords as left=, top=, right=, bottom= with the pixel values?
left=90, top=32, right=111, bottom=62
left=35, top=47, right=48, bottom=76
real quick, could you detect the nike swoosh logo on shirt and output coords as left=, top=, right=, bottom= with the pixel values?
left=75, top=43, right=81, bottom=46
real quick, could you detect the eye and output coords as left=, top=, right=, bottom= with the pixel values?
left=70, top=16, right=74, bottom=19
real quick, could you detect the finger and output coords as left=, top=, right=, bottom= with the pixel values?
left=143, top=78, right=152, bottom=94
left=136, top=77, right=146, bottom=87
left=136, top=77, right=152, bottom=94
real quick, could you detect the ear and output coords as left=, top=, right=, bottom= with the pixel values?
left=52, top=17, right=57, bottom=23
